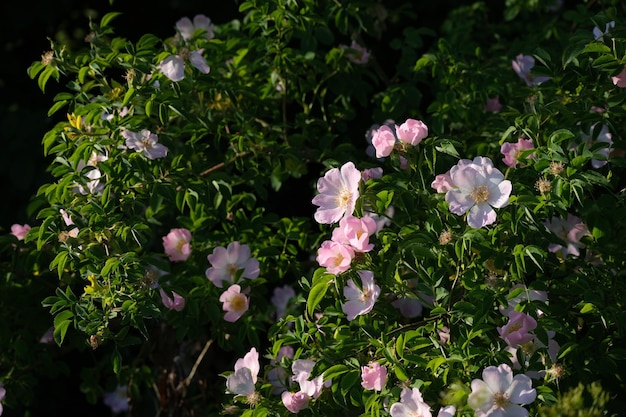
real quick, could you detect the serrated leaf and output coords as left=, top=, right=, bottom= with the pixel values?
left=581, top=42, right=612, bottom=54
left=48, top=100, right=68, bottom=117
left=28, top=61, right=44, bottom=79
left=38, top=65, right=58, bottom=92
left=323, top=364, right=349, bottom=381
left=53, top=310, right=74, bottom=346
left=122, top=87, right=135, bottom=106
left=579, top=302, right=596, bottom=314
left=100, top=12, right=123, bottom=28
left=307, top=276, right=333, bottom=316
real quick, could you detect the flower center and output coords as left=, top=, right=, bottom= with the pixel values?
left=141, top=136, right=154, bottom=149
left=493, top=391, right=510, bottom=408
left=332, top=254, right=345, bottom=267
left=176, top=240, right=187, bottom=253
left=470, top=185, right=490, bottom=203
left=336, top=189, right=351, bottom=208
left=226, top=263, right=240, bottom=277
left=358, top=288, right=370, bottom=303
left=231, top=294, right=247, bottom=311
left=506, top=322, right=523, bottom=334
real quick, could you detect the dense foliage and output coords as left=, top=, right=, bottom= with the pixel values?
left=2, top=0, right=626, bottom=416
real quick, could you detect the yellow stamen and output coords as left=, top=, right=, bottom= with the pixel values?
left=470, top=185, right=490, bottom=203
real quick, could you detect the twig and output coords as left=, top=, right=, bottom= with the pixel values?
left=199, top=152, right=250, bottom=177
left=176, top=339, right=213, bottom=393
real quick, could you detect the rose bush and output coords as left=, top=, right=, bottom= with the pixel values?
left=1, top=0, right=625, bottom=416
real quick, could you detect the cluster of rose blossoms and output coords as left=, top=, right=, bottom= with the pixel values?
left=224, top=344, right=537, bottom=416
left=301, top=114, right=579, bottom=415
left=161, top=228, right=260, bottom=322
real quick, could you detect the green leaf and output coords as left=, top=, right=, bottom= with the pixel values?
left=122, top=87, right=135, bottom=106
left=306, top=275, right=334, bottom=316
left=100, top=12, right=123, bottom=28
left=323, top=364, right=349, bottom=381
left=435, top=139, right=460, bottom=158
left=38, top=65, right=59, bottom=92
left=28, top=61, right=44, bottom=79
left=111, top=346, right=122, bottom=374
left=548, top=129, right=575, bottom=145
left=47, top=100, right=68, bottom=117
left=393, top=364, right=409, bottom=381
left=53, top=310, right=74, bottom=346
left=579, top=303, right=596, bottom=314
left=581, top=42, right=612, bottom=54
left=340, top=370, right=360, bottom=396
left=78, top=66, right=90, bottom=84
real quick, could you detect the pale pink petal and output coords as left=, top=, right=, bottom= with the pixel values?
left=189, top=50, right=210, bottom=74
left=159, top=55, right=185, bottom=81
left=507, top=374, right=537, bottom=405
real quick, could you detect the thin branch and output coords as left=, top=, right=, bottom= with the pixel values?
left=176, top=338, right=213, bottom=392
left=199, top=152, right=250, bottom=177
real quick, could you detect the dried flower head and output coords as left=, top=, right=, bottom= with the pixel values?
left=84, top=32, right=96, bottom=43
left=535, top=177, right=552, bottom=194
left=124, top=69, right=136, bottom=83
left=439, top=230, right=453, bottom=245
left=549, top=161, right=565, bottom=176
left=545, top=363, right=567, bottom=382
left=41, top=50, right=54, bottom=66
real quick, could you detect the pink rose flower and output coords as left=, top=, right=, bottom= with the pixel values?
left=291, top=359, right=328, bottom=399
left=497, top=311, right=537, bottom=347
left=206, top=241, right=260, bottom=287
left=162, top=228, right=192, bottom=262
left=512, top=54, right=550, bottom=86
left=431, top=171, right=455, bottom=193
left=227, top=347, right=260, bottom=396
left=281, top=391, right=310, bottom=413
left=501, top=137, right=534, bottom=168
left=331, top=215, right=377, bottom=252
left=371, top=125, right=397, bottom=158
left=361, top=361, right=387, bottom=391
left=395, top=118, right=428, bottom=146
left=0, top=381, right=5, bottom=415
left=268, top=346, right=295, bottom=394
left=445, top=156, right=512, bottom=228
left=122, top=128, right=168, bottom=159
left=392, top=297, right=423, bottom=318
left=10, top=224, right=31, bottom=241
left=485, top=96, right=502, bottom=112
left=361, top=167, right=383, bottom=182
left=342, top=270, right=380, bottom=321
left=363, top=205, right=394, bottom=234
left=158, top=50, right=210, bottom=82
left=219, top=284, right=249, bottom=322
left=159, top=288, right=186, bottom=311
left=176, top=14, right=214, bottom=40
left=103, top=385, right=130, bottom=414
left=312, top=161, right=362, bottom=224
left=271, top=285, right=296, bottom=320
left=544, top=213, right=590, bottom=258
left=593, top=20, right=614, bottom=41
left=389, top=387, right=432, bottom=417
left=316, top=240, right=355, bottom=275
left=234, top=347, right=260, bottom=383
left=341, top=40, right=371, bottom=64
left=468, top=364, right=536, bottom=417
